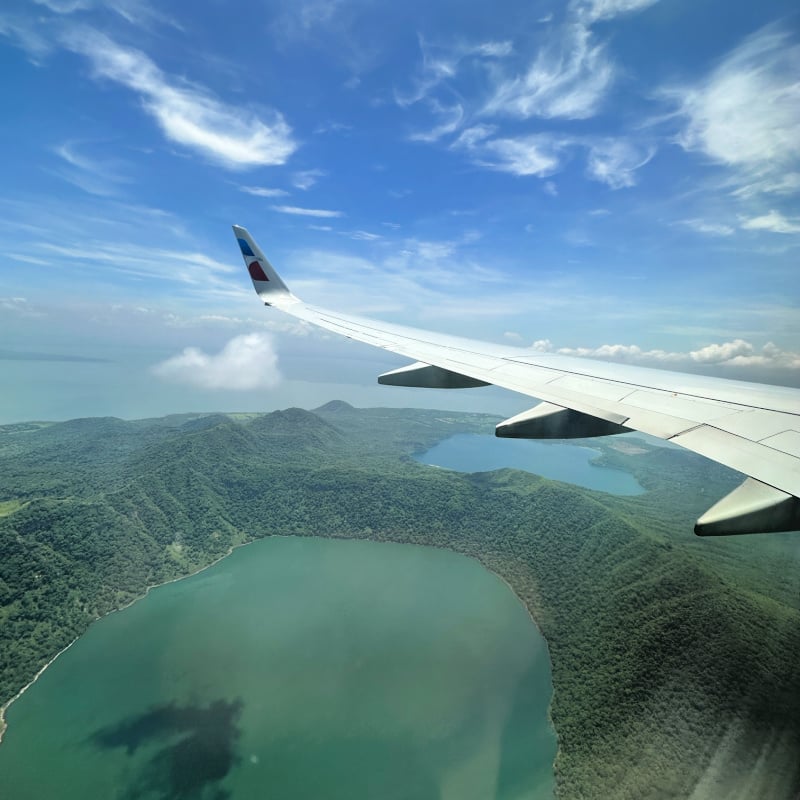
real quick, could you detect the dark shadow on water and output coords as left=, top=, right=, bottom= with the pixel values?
left=86, top=692, right=553, bottom=799
left=89, top=698, right=243, bottom=800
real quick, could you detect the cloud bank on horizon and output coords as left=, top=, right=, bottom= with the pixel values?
left=0, top=0, right=798, bottom=419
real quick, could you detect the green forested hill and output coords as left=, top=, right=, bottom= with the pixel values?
left=1, top=404, right=798, bottom=799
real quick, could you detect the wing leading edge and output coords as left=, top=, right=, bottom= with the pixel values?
left=232, top=225, right=800, bottom=536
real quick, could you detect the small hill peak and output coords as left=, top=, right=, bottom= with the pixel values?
left=315, top=400, right=355, bottom=414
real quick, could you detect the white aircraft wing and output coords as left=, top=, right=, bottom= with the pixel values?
left=233, top=225, right=800, bottom=536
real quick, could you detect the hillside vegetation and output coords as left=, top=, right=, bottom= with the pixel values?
left=1, top=403, right=798, bottom=799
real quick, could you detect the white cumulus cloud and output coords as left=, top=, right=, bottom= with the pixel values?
left=152, top=333, right=281, bottom=390
left=63, top=29, right=297, bottom=169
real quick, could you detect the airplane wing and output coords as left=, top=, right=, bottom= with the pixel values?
left=233, top=225, right=800, bottom=536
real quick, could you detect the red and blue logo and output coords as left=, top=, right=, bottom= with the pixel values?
left=248, top=261, right=269, bottom=281
left=239, top=238, right=269, bottom=281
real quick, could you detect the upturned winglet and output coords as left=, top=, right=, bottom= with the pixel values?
left=232, top=225, right=297, bottom=307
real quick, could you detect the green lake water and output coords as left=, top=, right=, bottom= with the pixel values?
left=1, top=536, right=557, bottom=799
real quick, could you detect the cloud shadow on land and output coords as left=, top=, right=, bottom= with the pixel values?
left=89, top=698, right=243, bottom=800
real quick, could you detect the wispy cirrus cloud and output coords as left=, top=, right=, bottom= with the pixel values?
left=453, top=126, right=567, bottom=177
left=62, top=28, right=297, bottom=169
left=35, top=240, right=237, bottom=289
left=455, top=129, right=654, bottom=187
left=291, top=169, right=326, bottom=190
left=395, top=36, right=513, bottom=108
left=239, top=185, right=289, bottom=198
left=678, top=210, right=800, bottom=237
left=33, top=0, right=180, bottom=28
left=284, top=235, right=508, bottom=318
left=473, top=134, right=566, bottom=177
left=408, top=101, right=464, bottom=143
left=400, top=22, right=614, bottom=125
left=401, top=0, right=658, bottom=127
left=678, top=218, right=735, bottom=237
left=51, top=140, right=132, bottom=197
left=0, top=13, right=54, bottom=61
left=483, top=23, right=614, bottom=120
left=32, top=0, right=91, bottom=11
left=396, top=7, right=660, bottom=189
left=152, top=333, right=281, bottom=390
left=668, top=25, right=800, bottom=200
left=349, top=230, right=381, bottom=241
left=271, top=205, right=344, bottom=218
left=739, top=210, right=800, bottom=235
left=572, top=0, right=660, bottom=24
left=585, top=139, right=656, bottom=188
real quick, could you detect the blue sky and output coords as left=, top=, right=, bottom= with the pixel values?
left=1, top=0, right=798, bottom=422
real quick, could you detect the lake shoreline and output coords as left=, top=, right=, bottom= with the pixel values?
left=493, top=569, right=561, bottom=766
left=0, top=540, right=254, bottom=746
left=0, top=534, right=560, bottom=788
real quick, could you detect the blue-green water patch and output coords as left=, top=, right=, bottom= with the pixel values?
left=1, top=536, right=556, bottom=800
left=417, top=434, right=644, bottom=495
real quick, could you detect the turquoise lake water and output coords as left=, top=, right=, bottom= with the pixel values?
left=1, top=536, right=557, bottom=800
left=416, top=434, right=644, bottom=495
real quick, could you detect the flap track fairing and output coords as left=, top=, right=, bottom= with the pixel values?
left=378, top=362, right=490, bottom=389
left=695, top=477, right=800, bottom=536
left=496, top=402, right=631, bottom=439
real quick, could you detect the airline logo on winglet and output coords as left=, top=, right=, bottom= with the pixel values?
left=237, top=238, right=255, bottom=257
left=248, top=261, right=269, bottom=282
left=238, top=237, right=269, bottom=281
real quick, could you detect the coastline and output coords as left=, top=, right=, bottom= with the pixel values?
left=0, top=539, right=253, bottom=746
